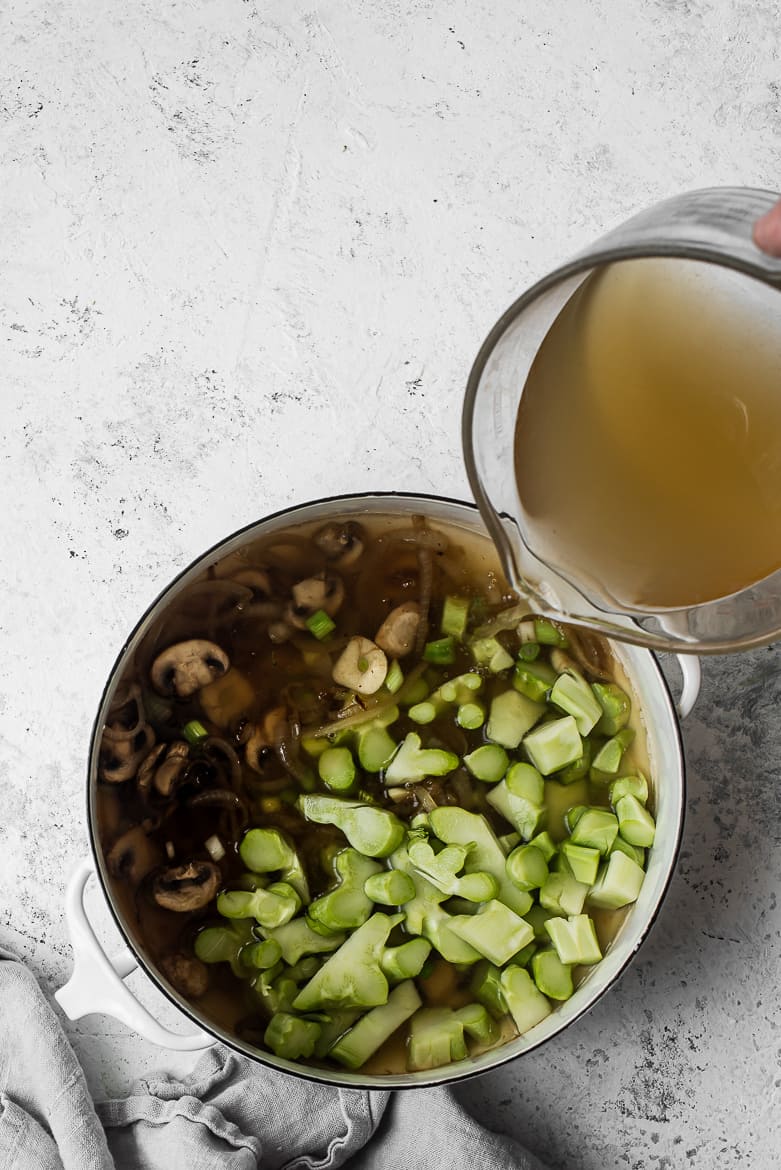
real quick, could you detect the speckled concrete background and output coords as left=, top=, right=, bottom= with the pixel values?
left=2, top=1, right=780, bottom=1167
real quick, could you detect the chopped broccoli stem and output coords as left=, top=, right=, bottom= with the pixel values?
left=513, top=659, right=557, bottom=702
left=570, top=808, right=619, bottom=855
left=408, top=1007, right=469, bottom=1070
left=388, top=840, right=481, bottom=963
left=470, top=960, right=509, bottom=1019
left=292, top=912, right=402, bottom=1011
left=564, top=804, right=588, bottom=833
left=557, top=738, right=594, bottom=785
left=253, top=969, right=298, bottom=1015
left=591, top=682, right=632, bottom=736
left=380, top=938, right=432, bottom=981
left=549, top=669, right=603, bottom=736
left=531, top=949, right=574, bottom=1001
left=454, top=1002, right=500, bottom=1046
left=364, top=869, right=416, bottom=906
left=384, top=732, right=459, bottom=785
left=609, top=773, right=649, bottom=807
left=486, top=690, right=545, bottom=749
left=525, top=903, right=556, bottom=941
left=561, top=841, right=601, bottom=885
left=450, top=899, right=535, bottom=966
left=500, top=966, right=552, bottom=1034
left=441, top=595, right=471, bottom=640
left=506, top=843, right=549, bottom=891
left=286, top=956, right=321, bottom=983
left=384, top=660, right=404, bottom=694
left=534, top=618, right=569, bottom=646
left=356, top=724, right=398, bottom=772
left=331, top=980, right=422, bottom=1069
left=528, top=830, right=557, bottom=862
left=589, top=850, right=646, bottom=909
left=318, top=746, right=357, bottom=792
left=298, top=794, right=405, bottom=858
left=590, top=728, right=636, bottom=783
left=470, top=636, right=515, bottom=673
left=239, top=827, right=309, bottom=903
left=217, top=882, right=301, bottom=930
left=194, top=924, right=254, bottom=978
left=312, top=1009, right=362, bottom=1058
left=615, top=795, right=656, bottom=846
left=407, top=838, right=498, bottom=902
left=428, top=807, right=532, bottom=917
left=264, top=1012, right=321, bottom=1060
left=463, top=743, right=509, bottom=783
left=262, top=918, right=345, bottom=966
left=240, top=939, right=284, bottom=970
left=609, top=835, right=646, bottom=867
left=539, top=871, right=590, bottom=916
left=408, top=700, right=437, bottom=725
left=307, top=848, right=382, bottom=932
left=457, top=700, right=486, bottom=729
left=487, top=762, right=547, bottom=839
left=523, top=716, right=583, bottom=775
left=423, top=636, right=457, bottom=664
left=544, top=914, right=603, bottom=965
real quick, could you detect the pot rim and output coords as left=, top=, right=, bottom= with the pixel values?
left=86, top=490, right=686, bottom=1089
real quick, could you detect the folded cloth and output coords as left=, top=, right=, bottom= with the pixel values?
left=0, top=947, right=546, bottom=1170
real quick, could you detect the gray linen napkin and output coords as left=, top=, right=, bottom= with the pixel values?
left=0, top=947, right=546, bottom=1170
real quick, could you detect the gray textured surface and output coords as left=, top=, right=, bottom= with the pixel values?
left=2, top=2, right=780, bottom=1167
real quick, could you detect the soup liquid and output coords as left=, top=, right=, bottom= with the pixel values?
left=514, top=258, right=781, bottom=609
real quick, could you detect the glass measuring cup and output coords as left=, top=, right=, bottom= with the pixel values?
left=463, top=187, right=781, bottom=654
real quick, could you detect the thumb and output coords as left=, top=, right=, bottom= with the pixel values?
left=752, top=198, right=781, bottom=257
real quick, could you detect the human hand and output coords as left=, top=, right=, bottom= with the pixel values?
left=752, top=199, right=781, bottom=256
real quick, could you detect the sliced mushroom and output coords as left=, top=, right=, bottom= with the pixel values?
left=159, top=952, right=209, bottom=998
left=152, top=860, right=221, bottom=912
left=244, top=706, right=288, bottom=773
left=375, top=602, right=422, bottom=658
left=102, top=683, right=146, bottom=743
left=230, top=568, right=272, bottom=597
left=137, top=741, right=190, bottom=799
left=332, top=636, right=388, bottom=695
left=150, top=640, right=230, bottom=698
left=99, top=724, right=155, bottom=784
left=312, top=521, right=365, bottom=567
left=287, top=573, right=345, bottom=629
left=106, top=825, right=162, bottom=885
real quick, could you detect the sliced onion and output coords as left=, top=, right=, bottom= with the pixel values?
left=204, top=834, right=225, bottom=862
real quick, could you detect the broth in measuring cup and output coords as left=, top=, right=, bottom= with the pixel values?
left=514, top=256, right=781, bottom=611
left=96, top=511, right=657, bottom=1075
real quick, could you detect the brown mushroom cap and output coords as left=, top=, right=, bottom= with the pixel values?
left=158, top=952, right=210, bottom=998
left=99, top=724, right=155, bottom=784
left=152, top=860, right=221, bottom=912
left=312, top=521, right=365, bottom=567
left=137, top=741, right=191, bottom=799
left=244, top=706, right=288, bottom=774
left=150, top=640, right=230, bottom=698
left=288, top=573, right=345, bottom=629
left=106, top=825, right=162, bottom=885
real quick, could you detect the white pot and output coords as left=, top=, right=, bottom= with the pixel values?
left=56, top=493, right=699, bottom=1088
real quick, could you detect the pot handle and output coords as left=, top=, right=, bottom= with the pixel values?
left=673, top=653, right=701, bottom=719
left=54, top=857, right=214, bottom=1052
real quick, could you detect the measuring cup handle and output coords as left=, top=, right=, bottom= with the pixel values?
left=55, top=857, right=214, bottom=1052
left=673, top=654, right=701, bottom=719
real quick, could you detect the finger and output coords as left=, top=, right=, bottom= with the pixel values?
left=752, top=198, right=781, bottom=257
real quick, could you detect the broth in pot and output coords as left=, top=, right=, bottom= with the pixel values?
left=96, top=510, right=658, bottom=1076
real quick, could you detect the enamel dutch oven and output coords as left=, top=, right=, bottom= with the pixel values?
left=56, top=492, right=699, bottom=1088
